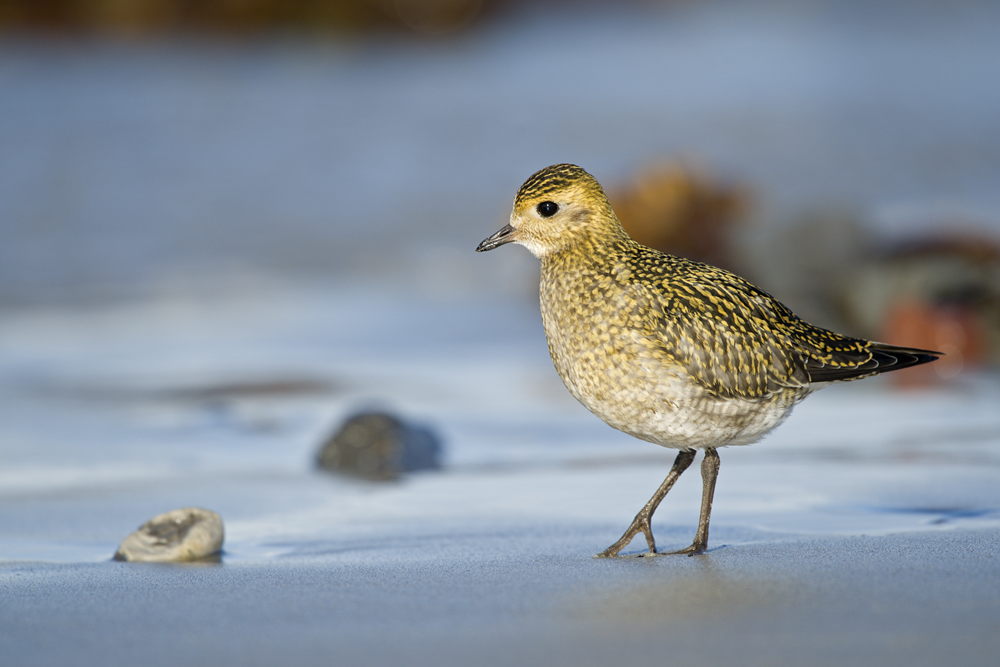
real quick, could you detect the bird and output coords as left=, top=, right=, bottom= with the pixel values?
left=476, top=163, right=941, bottom=558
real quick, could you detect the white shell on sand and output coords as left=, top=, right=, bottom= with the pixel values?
left=114, top=508, right=224, bottom=562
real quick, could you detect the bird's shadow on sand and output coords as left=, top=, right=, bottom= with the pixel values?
left=866, top=506, right=995, bottom=525
left=609, top=544, right=730, bottom=560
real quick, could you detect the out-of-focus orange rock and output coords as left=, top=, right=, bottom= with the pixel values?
left=880, top=299, right=986, bottom=387
left=842, top=233, right=1000, bottom=386
left=609, top=161, right=750, bottom=271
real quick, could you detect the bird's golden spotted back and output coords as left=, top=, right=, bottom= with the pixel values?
left=617, top=249, right=866, bottom=399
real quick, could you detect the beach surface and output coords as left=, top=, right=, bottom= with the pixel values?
left=2, top=287, right=999, bottom=666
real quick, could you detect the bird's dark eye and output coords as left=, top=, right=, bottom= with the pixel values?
left=536, top=201, right=559, bottom=217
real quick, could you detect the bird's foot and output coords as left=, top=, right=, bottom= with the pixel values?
left=664, top=541, right=707, bottom=557
left=593, top=515, right=656, bottom=558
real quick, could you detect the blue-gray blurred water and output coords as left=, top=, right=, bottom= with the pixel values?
left=2, top=0, right=999, bottom=306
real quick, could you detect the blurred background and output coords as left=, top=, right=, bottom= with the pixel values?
left=2, top=0, right=999, bottom=364
left=1, top=0, right=1000, bottom=556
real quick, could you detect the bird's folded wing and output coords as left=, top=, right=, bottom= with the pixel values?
left=615, top=274, right=804, bottom=400
left=619, top=265, right=927, bottom=399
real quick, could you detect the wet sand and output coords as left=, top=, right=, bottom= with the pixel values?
left=3, top=528, right=999, bottom=667
left=2, top=288, right=999, bottom=666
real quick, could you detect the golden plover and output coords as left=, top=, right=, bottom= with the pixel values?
left=476, top=163, right=940, bottom=558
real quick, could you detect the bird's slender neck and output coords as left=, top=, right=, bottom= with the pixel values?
left=540, top=208, right=634, bottom=271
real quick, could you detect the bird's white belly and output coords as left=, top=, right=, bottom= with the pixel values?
left=559, top=360, right=803, bottom=450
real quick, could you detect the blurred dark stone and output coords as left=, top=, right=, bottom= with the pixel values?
left=316, top=411, right=442, bottom=481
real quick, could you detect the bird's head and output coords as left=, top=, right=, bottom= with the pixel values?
left=476, top=164, right=626, bottom=259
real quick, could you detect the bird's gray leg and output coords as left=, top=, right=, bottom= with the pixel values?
left=667, top=447, right=720, bottom=556
left=594, top=450, right=696, bottom=558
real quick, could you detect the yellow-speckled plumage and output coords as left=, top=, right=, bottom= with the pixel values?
left=477, top=163, right=939, bottom=557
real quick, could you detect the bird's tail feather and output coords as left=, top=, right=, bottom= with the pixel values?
left=806, top=343, right=941, bottom=383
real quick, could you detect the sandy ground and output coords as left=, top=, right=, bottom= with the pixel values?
left=1, top=288, right=999, bottom=666
left=3, top=530, right=999, bottom=666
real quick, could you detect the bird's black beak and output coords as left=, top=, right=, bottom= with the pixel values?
left=476, top=223, right=516, bottom=252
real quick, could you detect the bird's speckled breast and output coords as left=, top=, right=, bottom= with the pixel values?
left=538, top=251, right=802, bottom=450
